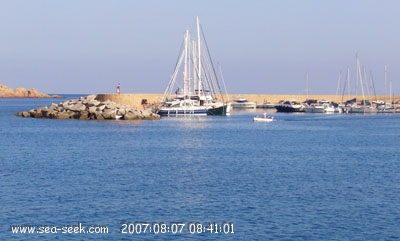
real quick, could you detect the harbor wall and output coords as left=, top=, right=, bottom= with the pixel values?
left=96, top=94, right=163, bottom=109
left=96, top=93, right=399, bottom=109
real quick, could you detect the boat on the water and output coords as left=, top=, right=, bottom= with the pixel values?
left=275, top=100, right=305, bottom=112
left=304, top=100, right=336, bottom=113
left=347, top=104, right=378, bottom=113
left=231, top=98, right=256, bottom=109
left=342, top=53, right=379, bottom=114
left=256, top=102, right=277, bottom=109
left=253, top=113, right=274, bottom=122
left=157, top=99, right=209, bottom=116
left=207, top=103, right=232, bottom=116
left=157, top=17, right=230, bottom=116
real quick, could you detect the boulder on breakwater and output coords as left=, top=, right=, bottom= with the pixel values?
left=16, top=95, right=160, bottom=120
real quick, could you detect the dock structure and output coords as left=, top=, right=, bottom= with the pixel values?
left=96, top=93, right=399, bottom=110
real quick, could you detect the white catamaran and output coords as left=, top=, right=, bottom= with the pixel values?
left=157, top=17, right=230, bottom=116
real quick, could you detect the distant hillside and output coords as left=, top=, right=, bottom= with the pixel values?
left=0, top=83, right=61, bottom=98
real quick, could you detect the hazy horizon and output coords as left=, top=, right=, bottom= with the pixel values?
left=1, top=0, right=400, bottom=95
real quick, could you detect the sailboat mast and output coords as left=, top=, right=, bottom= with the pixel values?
left=183, top=30, right=190, bottom=97
left=305, top=72, right=309, bottom=98
left=390, top=77, right=393, bottom=104
left=355, top=53, right=359, bottom=97
left=384, top=65, right=387, bottom=97
left=356, top=53, right=366, bottom=107
left=196, top=16, right=202, bottom=95
left=386, top=66, right=393, bottom=104
left=347, top=65, right=351, bottom=98
left=336, top=71, right=342, bottom=97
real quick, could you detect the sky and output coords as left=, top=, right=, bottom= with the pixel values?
left=1, top=0, right=400, bottom=95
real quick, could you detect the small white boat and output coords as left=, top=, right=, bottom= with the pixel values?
left=253, top=113, right=274, bottom=122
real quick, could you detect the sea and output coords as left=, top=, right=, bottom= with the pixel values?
left=1, top=95, right=400, bottom=241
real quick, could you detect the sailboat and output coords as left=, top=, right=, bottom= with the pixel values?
left=377, top=65, right=396, bottom=113
left=157, top=17, right=230, bottom=116
left=348, top=53, right=377, bottom=113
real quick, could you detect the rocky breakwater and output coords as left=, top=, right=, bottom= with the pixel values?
left=17, top=95, right=160, bottom=120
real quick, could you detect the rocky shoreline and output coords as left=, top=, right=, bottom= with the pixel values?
left=16, top=95, right=160, bottom=120
left=0, top=84, right=62, bottom=98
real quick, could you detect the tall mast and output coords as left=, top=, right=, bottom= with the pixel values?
left=386, top=66, right=393, bottom=104
left=335, top=71, right=342, bottom=97
left=384, top=65, right=387, bottom=97
left=347, top=65, right=350, bottom=98
left=390, top=77, right=393, bottom=104
left=305, top=72, right=309, bottom=98
left=355, top=53, right=359, bottom=97
left=384, top=65, right=390, bottom=104
left=196, top=16, right=202, bottom=95
left=183, top=30, right=190, bottom=96
left=192, top=40, right=198, bottom=94
left=356, top=53, right=366, bottom=107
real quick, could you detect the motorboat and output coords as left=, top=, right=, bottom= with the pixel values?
left=275, top=100, right=305, bottom=112
left=231, top=98, right=256, bottom=109
left=304, top=100, right=335, bottom=113
left=253, top=113, right=274, bottom=122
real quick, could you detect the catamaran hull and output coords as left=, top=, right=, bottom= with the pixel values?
left=157, top=108, right=208, bottom=116
left=207, top=104, right=231, bottom=116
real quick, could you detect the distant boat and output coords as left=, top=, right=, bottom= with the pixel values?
left=231, top=98, right=256, bottom=109
left=256, top=102, right=277, bottom=109
left=157, top=17, right=229, bottom=116
left=345, top=53, right=378, bottom=114
left=275, top=100, right=305, bottom=112
left=304, top=100, right=335, bottom=113
left=253, top=113, right=274, bottom=122
left=207, top=103, right=232, bottom=116
left=157, top=97, right=209, bottom=116
left=348, top=105, right=378, bottom=113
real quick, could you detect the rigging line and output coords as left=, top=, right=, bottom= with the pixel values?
left=161, top=39, right=185, bottom=102
left=199, top=24, right=223, bottom=95
left=218, top=64, right=229, bottom=103
left=369, top=72, right=377, bottom=102
left=341, top=67, right=350, bottom=103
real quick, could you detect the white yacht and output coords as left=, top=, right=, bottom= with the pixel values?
left=231, top=98, right=256, bottom=109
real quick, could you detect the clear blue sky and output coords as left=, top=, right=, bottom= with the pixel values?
left=1, top=0, right=400, bottom=95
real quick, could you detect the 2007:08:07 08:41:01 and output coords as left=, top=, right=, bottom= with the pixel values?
left=120, top=222, right=234, bottom=234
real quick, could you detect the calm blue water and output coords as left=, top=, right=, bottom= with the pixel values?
left=1, top=96, right=400, bottom=240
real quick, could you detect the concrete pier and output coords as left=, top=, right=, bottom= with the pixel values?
left=96, top=93, right=399, bottom=108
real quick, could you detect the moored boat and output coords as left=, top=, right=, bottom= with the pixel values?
left=347, top=105, right=378, bottom=113
left=207, top=103, right=232, bottom=116
left=275, top=100, right=305, bottom=112
left=156, top=17, right=229, bottom=117
left=256, top=102, right=277, bottom=109
left=231, top=98, right=256, bottom=109
left=304, top=100, right=336, bottom=113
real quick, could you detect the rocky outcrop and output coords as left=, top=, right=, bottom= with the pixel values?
left=0, top=83, right=61, bottom=98
left=17, top=95, right=160, bottom=120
